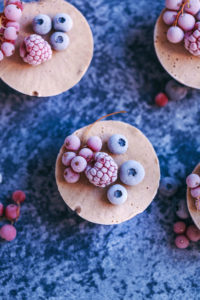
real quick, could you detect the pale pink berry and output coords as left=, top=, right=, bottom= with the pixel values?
left=0, top=50, right=4, bottom=61
left=167, top=26, right=184, bottom=44
left=6, top=1, right=23, bottom=11
left=12, top=190, right=26, bottom=203
left=163, top=10, right=177, bottom=26
left=1, top=42, right=15, bottom=57
left=4, top=26, right=18, bottom=40
left=5, top=204, right=20, bottom=220
left=190, top=186, right=200, bottom=198
left=0, top=203, right=4, bottom=217
left=6, top=21, right=20, bottom=32
left=0, top=224, right=16, bottom=241
left=4, top=4, right=22, bottom=21
left=165, top=0, right=182, bottom=11
left=173, top=221, right=186, bottom=234
left=195, top=198, right=200, bottom=210
left=71, top=156, right=87, bottom=173
left=62, top=152, right=76, bottom=167
left=79, top=148, right=93, bottom=162
left=87, top=136, right=102, bottom=152
left=64, top=135, right=81, bottom=151
left=175, top=235, right=190, bottom=249
left=185, top=0, right=200, bottom=15
left=186, top=173, right=200, bottom=188
left=178, top=13, right=195, bottom=32
left=64, top=167, right=80, bottom=183
left=186, top=225, right=200, bottom=242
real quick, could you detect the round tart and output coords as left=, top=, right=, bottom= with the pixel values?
left=187, top=163, right=200, bottom=230
left=55, top=121, right=160, bottom=225
left=0, top=0, right=93, bottom=97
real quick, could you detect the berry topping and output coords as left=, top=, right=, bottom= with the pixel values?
left=165, top=80, right=188, bottom=101
left=186, top=173, right=200, bottom=188
left=4, top=4, right=22, bottom=21
left=6, top=0, right=23, bottom=11
left=184, top=0, right=200, bottom=15
left=175, top=235, right=190, bottom=249
left=165, top=0, right=182, bottom=11
left=0, top=224, right=17, bottom=241
left=79, top=148, right=93, bottom=162
left=1, top=42, right=15, bottom=57
left=159, top=177, right=179, bottom=197
left=184, top=23, right=200, bottom=56
left=71, top=156, right=87, bottom=173
left=62, top=151, right=76, bottom=167
left=0, top=203, right=4, bottom=217
left=64, top=167, right=80, bottom=183
left=190, top=186, right=200, bottom=198
left=178, top=13, right=195, bottom=32
left=87, top=136, right=102, bottom=152
left=167, top=26, right=184, bottom=44
left=53, top=13, right=73, bottom=32
left=155, top=93, right=169, bottom=107
left=6, top=21, right=20, bottom=31
left=163, top=11, right=177, bottom=26
left=4, top=26, right=18, bottom=40
left=107, top=184, right=128, bottom=205
left=119, top=160, right=145, bottom=186
left=32, top=14, right=52, bottom=35
left=5, top=204, right=20, bottom=220
left=50, top=32, right=69, bottom=51
left=12, top=190, right=26, bottom=203
left=186, top=225, right=200, bottom=242
left=64, top=135, right=81, bottom=151
left=175, top=199, right=189, bottom=219
left=85, top=152, right=118, bottom=188
left=173, top=221, right=186, bottom=234
left=108, top=134, right=128, bottom=155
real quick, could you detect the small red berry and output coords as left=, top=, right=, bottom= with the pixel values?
left=12, top=190, right=26, bottom=203
left=155, top=93, right=169, bottom=107
left=173, top=221, right=186, bottom=234
left=175, top=235, right=190, bottom=249
left=0, top=224, right=17, bottom=241
left=0, top=203, right=4, bottom=217
left=186, top=225, right=200, bottom=242
left=5, top=204, right=20, bottom=220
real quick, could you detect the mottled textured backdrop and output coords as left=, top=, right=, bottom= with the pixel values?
left=0, top=0, right=200, bottom=299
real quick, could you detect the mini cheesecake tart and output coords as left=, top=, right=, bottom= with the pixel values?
left=55, top=121, right=160, bottom=225
left=187, top=163, right=200, bottom=230
left=0, top=0, right=93, bottom=97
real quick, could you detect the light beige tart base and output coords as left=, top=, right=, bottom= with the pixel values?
left=0, top=0, right=93, bottom=97
left=154, top=9, right=200, bottom=89
left=187, top=163, right=200, bottom=230
left=55, top=121, right=160, bottom=225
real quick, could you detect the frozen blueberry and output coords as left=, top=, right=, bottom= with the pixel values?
left=159, top=177, right=179, bottom=197
left=50, top=32, right=69, bottom=51
left=53, top=13, right=73, bottom=32
left=108, top=134, right=128, bottom=155
left=107, top=184, right=128, bottom=205
left=175, top=199, right=189, bottom=219
left=165, top=80, right=188, bottom=101
left=32, top=14, right=52, bottom=35
left=120, top=160, right=145, bottom=186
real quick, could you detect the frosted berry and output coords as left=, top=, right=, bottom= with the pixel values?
left=108, top=134, right=128, bottom=155
left=159, top=177, right=179, bottom=197
left=0, top=51, right=4, bottom=61
left=62, top=152, right=76, bottom=167
left=175, top=199, right=189, bottom=219
left=4, top=4, right=22, bottom=21
left=195, top=198, right=200, bottom=210
left=12, top=190, right=26, bottom=203
left=186, top=173, right=200, bottom=188
left=4, top=26, right=18, bottom=40
left=64, top=167, right=80, bottom=183
left=165, top=80, right=188, bottom=101
left=120, top=160, right=145, bottom=186
left=186, top=225, right=200, bottom=242
left=173, top=221, right=186, bottom=234
left=79, top=148, right=93, bottom=162
left=185, top=0, right=200, bottom=15
left=32, top=14, right=52, bottom=35
left=6, top=21, right=20, bottom=31
left=184, top=24, right=200, bottom=56
left=0, top=224, right=16, bottom=241
left=6, top=0, right=23, bottom=11
left=155, top=93, right=168, bottom=107
left=5, top=204, right=20, bottom=220
left=1, top=42, right=15, bottom=57
left=20, top=34, right=52, bottom=66
left=175, top=235, right=190, bottom=249
left=87, top=136, right=102, bottom=152
left=167, top=26, right=184, bottom=44
left=53, top=13, right=73, bottom=32
left=165, top=0, right=182, bottom=11
left=190, top=186, right=200, bottom=198
left=178, top=13, right=195, bottom=31
left=163, top=10, right=177, bottom=26
left=64, top=135, right=81, bottom=151
left=85, top=152, right=118, bottom=188
left=50, top=32, right=69, bottom=51
left=0, top=203, right=3, bottom=217
left=107, top=184, right=128, bottom=205
left=71, top=156, right=87, bottom=173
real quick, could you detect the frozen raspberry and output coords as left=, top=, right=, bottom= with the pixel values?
left=155, top=93, right=168, bottom=107
left=64, top=135, right=81, bottom=151
left=186, top=173, right=200, bottom=188
left=79, top=148, right=93, bottom=162
left=64, top=167, right=80, bottom=183
left=85, top=152, right=118, bottom=188
left=5, top=204, right=20, bottom=220
left=0, top=50, right=4, bottom=61
left=6, top=21, right=20, bottom=31
left=175, top=235, right=190, bottom=249
left=184, top=23, right=200, bottom=56
left=186, top=225, right=200, bottom=242
left=87, top=136, right=102, bottom=152
left=4, top=26, right=18, bottom=40
left=4, top=4, right=22, bottom=21
left=20, top=34, right=52, bottom=66
left=1, top=42, right=15, bottom=57
left=0, top=224, right=16, bottom=241
left=0, top=203, right=4, bottom=217
left=173, top=221, right=186, bottom=234
left=12, top=190, right=26, bottom=203
left=71, top=156, right=87, bottom=173
left=62, top=152, right=76, bottom=167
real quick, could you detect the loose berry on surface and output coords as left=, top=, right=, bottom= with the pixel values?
left=178, top=13, right=195, bottom=32
left=167, top=26, right=184, bottom=44
left=175, top=199, right=189, bottom=219
left=184, top=0, right=200, bottom=15
left=64, top=167, right=80, bottom=183
left=64, top=135, right=81, bottom=151
left=190, top=186, right=200, bottom=198
left=12, top=190, right=26, bottom=203
left=1, top=42, right=15, bottom=57
left=4, top=26, right=18, bottom=40
left=186, top=173, right=200, bottom=188
left=120, top=160, right=145, bottom=186
left=0, top=224, right=16, bottom=241
left=4, top=4, right=22, bottom=21
left=87, top=136, right=102, bottom=152
left=50, top=32, right=69, bottom=51
left=62, top=152, right=76, bottom=167
left=108, top=134, right=128, bottom=155
left=107, top=184, right=128, bottom=205
left=173, top=221, right=186, bottom=234
left=165, top=0, right=182, bottom=11
left=71, top=156, right=87, bottom=173
left=6, top=21, right=20, bottom=31
left=186, top=225, right=200, bottom=242
left=155, top=93, right=168, bottom=107
left=5, top=204, right=20, bottom=220
left=79, top=148, right=93, bottom=162
left=175, top=235, right=190, bottom=249
left=0, top=51, right=4, bottom=61
left=53, top=13, right=73, bottom=32
left=163, top=10, right=177, bottom=26
left=32, top=14, right=52, bottom=35
left=159, top=177, right=179, bottom=197
left=165, top=80, right=188, bottom=101
left=0, top=203, right=4, bottom=217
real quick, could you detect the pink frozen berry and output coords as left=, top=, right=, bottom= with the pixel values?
left=62, top=152, right=76, bottom=167
left=1, top=42, right=15, bottom=57
left=64, top=135, right=81, bottom=151
left=190, top=186, right=200, bottom=199
left=4, top=26, right=18, bottom=41
left=87, top=136, right=102, bottom=152
left=0, top=224, right=16, bottom=241
left=175, top=235, right=190, bottom=249
left=6, top=21, right=20, bottom=31
left=79, top=148, right=93, bottom=162
left=0, top=203, right=4, bottom=217
left=12, top=190, right=26, bottom=203
left=6, top=1, right=23, bottom=11
left=0, top=50, right=4, bottom=61
left=173, top=221, right=186, bottom=234
left=64, top=167, right=80, bottom=183
left=186, top=225, right=200, bottom=242
left=4, top=4, right=22, bottom=21
left=186, top=173, right=200, bottom=188
left=71, top=156, right=87, bottom=173
left=5, top=204, right=20, bottom=220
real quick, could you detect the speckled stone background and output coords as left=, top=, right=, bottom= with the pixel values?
left=0, top=0, right=200, bottom=299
